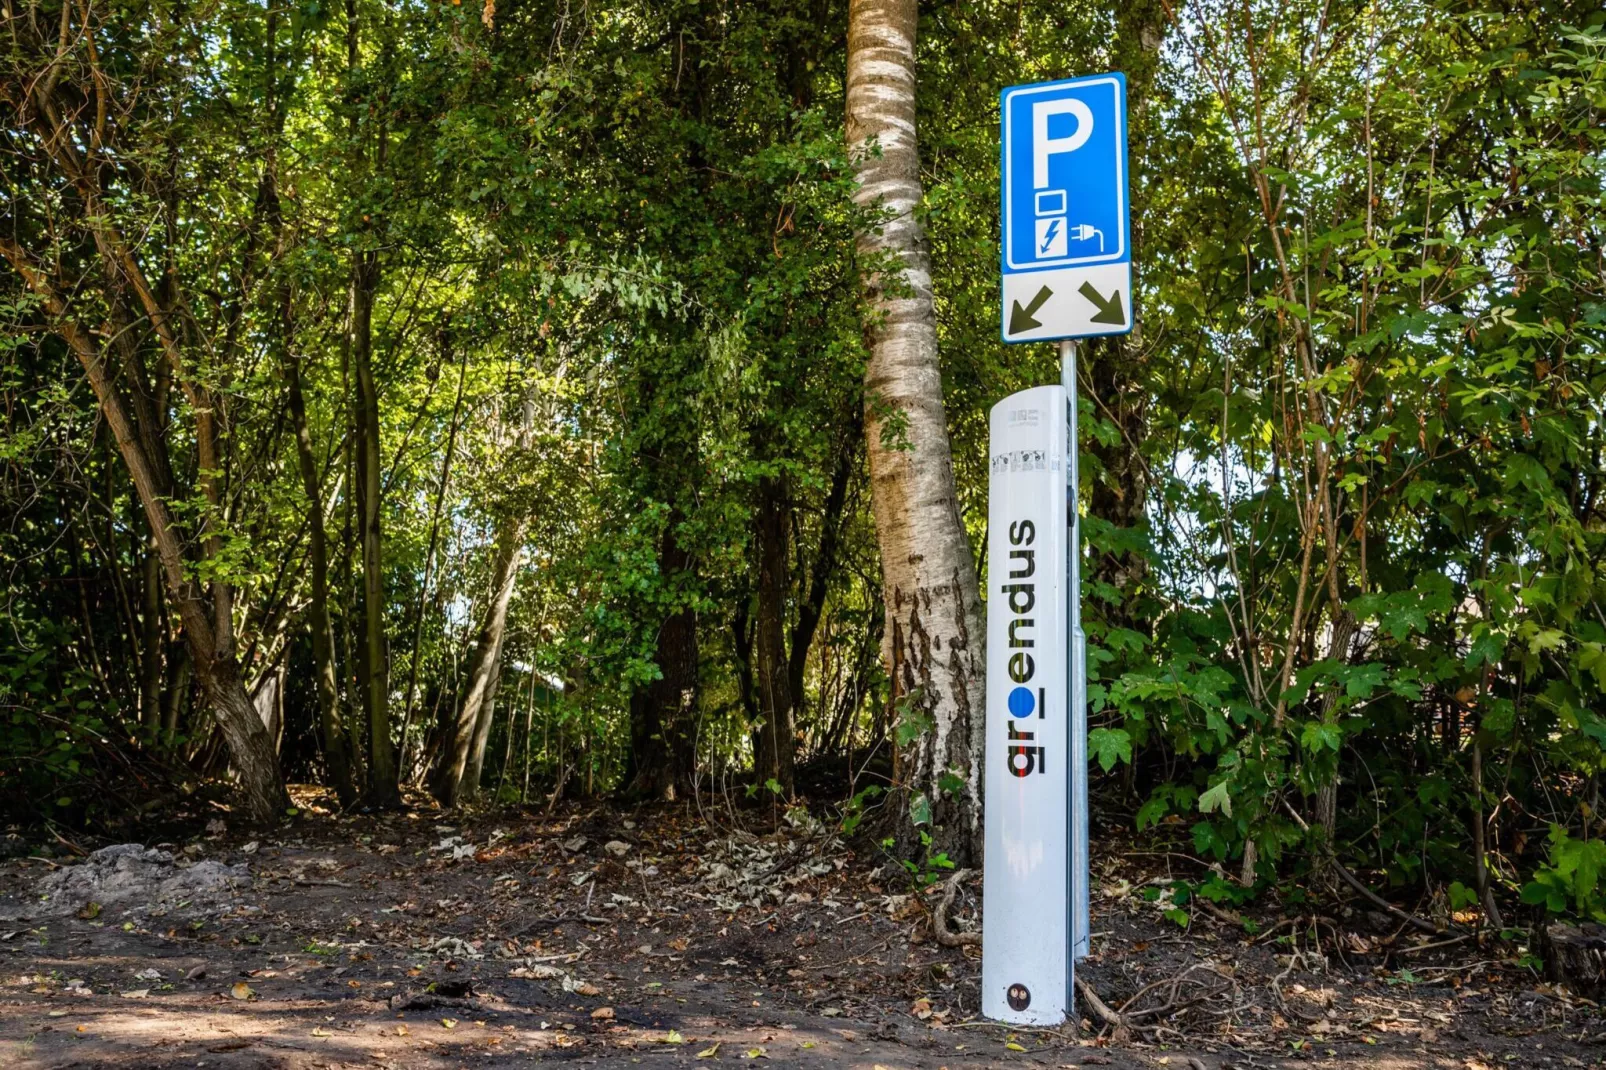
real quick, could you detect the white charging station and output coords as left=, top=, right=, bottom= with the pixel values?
left=981, top=385, right=1071, bottom=1025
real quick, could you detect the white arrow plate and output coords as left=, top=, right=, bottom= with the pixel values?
left=1000, top=263, right=1131, bottom=342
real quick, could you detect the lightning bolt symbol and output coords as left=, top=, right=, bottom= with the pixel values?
left=1039, top=218, right=1061, bottom=254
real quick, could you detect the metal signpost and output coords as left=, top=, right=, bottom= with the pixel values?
left=983, top=72, right=1131, bottom=1026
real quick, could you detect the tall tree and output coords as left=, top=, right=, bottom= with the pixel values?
left=0, top=2, right=296, bottom=821
left=846, top=0, right=985, bottom=861
left=345, top=0, right=398, bottom=806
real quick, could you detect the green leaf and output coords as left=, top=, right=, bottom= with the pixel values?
left=1088, top=727, right=1132, bottom=772
left=908, top=792, right=932, bottom=828
left=1198, top=780, right=1233, bottom=819
left=1300, top=720, right=1342, bottom=754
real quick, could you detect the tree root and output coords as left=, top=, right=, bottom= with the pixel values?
left=932, top=868, right=981, bottom=947
left=1074, top=976, right=1132, bottom=1043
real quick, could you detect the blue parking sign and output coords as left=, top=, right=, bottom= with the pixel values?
left=1000, top=74, right=1132, bottom=342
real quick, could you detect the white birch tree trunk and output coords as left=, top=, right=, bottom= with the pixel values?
left=847, top=0, right=985, bottom=863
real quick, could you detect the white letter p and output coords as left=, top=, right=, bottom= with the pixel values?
left=1032, top=98, right=1094, bottom=189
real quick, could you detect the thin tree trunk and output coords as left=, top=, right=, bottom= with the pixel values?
left=846, top=0, right=984, bottom=863
left=434, top=517, right=524, bottom=806
left=351, top=250, right=397, bottom=806
left=345, top=0, right=396, bottom=807
left=464, top=625, right=510, bottom=797
left=625, top=517, right=700, bottom=801
left=786, top=427, right=857, bottom=720
left=1472, top=721, right=1504, bottom=930
left=753, top=476, right=795, bottom=794
left=399, top=337, right=469, bottom=772
left=163, top=642, right=191, bottom=746
left=1314, top=610, right=1358, bottom=841
left=287, top=333, right=358, bottom=805
left=139, top=543, right=164, bottom=734
left=1084, top=0, right=1166, bottom=618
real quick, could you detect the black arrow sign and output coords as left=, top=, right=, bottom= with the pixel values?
left=1078, top=281, right=1126, bottom=326
left=1008, top=285, right=1053, bottom=334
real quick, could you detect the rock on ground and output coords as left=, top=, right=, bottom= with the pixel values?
left=32, top=843, right=247, bottom=918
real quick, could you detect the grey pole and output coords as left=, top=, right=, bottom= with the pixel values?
left=1061, top=340, right=1090, bottom=963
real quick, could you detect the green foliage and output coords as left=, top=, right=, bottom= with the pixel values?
left=838, top=785, right=885, bottom=837
left=1522, top=827, right=1606, bottom=922
left=883, top=831, right=957, bottom=889
left=0, top=0, right=1603, bottom=937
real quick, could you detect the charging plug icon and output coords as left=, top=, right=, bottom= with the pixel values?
left=1065, top=224, right=1105, bottom=252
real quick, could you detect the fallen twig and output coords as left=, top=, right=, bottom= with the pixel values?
left=1394, top=932, right=1474, bottom=955
left=1117, top=962, right=1229, bottom=1022
left=1193, top=899, right=1244, bottom=927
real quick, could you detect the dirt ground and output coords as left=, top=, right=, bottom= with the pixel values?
left=0, top=792, right=1601, bottom=1069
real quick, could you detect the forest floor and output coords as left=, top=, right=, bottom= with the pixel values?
left=0, top=789, right=1600, bottom=1069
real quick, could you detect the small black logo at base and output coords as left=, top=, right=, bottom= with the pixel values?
left=1006, top=983, right=1031, bottom=1011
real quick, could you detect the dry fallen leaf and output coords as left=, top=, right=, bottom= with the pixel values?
left=912, top=997, right=933, bottom=1020
left=230, top=982, right=254, bottom=1001
left=591, top=1006, right=615, bottom=1020
left=562, top=975, right=603, bottom=997
left=395, top=1024, right=410, bottom=1037
left=119, top=989, right=149, bottom=999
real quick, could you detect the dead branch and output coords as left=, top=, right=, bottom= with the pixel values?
left=1193, top=898, right=1243, bottom=927
left=1394, top=932, right=1475, bottom=955
left=1117, top=962, right=1232, bottom=1023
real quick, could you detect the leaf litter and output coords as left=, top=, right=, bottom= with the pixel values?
left=0, top=798, right=1600, bottom=1068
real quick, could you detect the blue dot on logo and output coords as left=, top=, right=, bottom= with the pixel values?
left=1007, top=687, right=1035, bottom=718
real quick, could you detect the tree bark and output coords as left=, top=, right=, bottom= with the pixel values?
left=1314, top=610, right=1357, bottom=841
left=342, top=0, right=396, bottom=807
left=846, top=0, right=984, bottom=863
left=434, top=516, right=525, bottom=806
